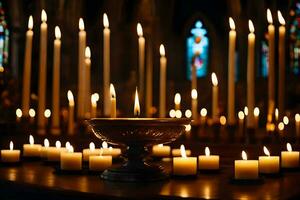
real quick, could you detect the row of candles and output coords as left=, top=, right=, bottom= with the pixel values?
left=0, top=135, right=299, bottom=180
left=20, top=8, right=287, bottom=133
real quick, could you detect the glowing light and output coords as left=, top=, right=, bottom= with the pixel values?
left=278, top=122, right=284, bottom=131
left=29, top=135, right=34, bottom=145
left=287, top=143, right=292, bottom=152
left=185, top=124, right=191, bottom=132
left=158, top=144, right=163, bottom=147
left=67, top=90, right=74, bottom=106
left=41, top=9, right=47, bottom=22
left=93, top=93, right=100, bottom=101
left=275, top=108, right=279, bottom=119
left=29, top=108, right=36, bottom=117
left=205, top=147, right=210, bottom=156
left=185, top=110, right=192, bottom=118
left=175, top=110, right=182, bottom=118
left=229, top=17, right=235, bottom=30
left=283, top=116, right=289, bottom=125
left=242, top=150, right=247, bottom=160
left=134, top=88, right=140, bottom=116
left=55, top=26, right=61, bottom=39
left=244, top=106, right=248, bottom=116
left=79, top=18, right=85, bottom=31
left=277, top=11, right=285, bottom=25
left=267, top=9, right=273, bottom=24
left=263, top=146, right=270, bottom=156
left=85, top=46, right=91, bottom=58
left=10, top=141, right=13, bottom=151
left=238, top=111, right=245, bottom=120
left=68, top=145, right=74, bottom=153
left=16, top=108, right=22, bottom=118
left=89, top=142, right=95, bottom=151
left=211, top=72, right=218, bottom=86
left=137, top=23, right=143, bottom=37
left=28, top=16, right=33, bottom=29
left=55, top=141, right=61, bottom=149
left=102, top=141, right=108, bottom=149
left=169, top=109, right=176, bottom=118
left=110, top=84, right=116, bottom=98
left=65, top=142, right=70, bottom=149
left=160, top=44, right=165, bottom=56
left=180, top=145, right=187, bottom=158
left=103, top=13, right=109, bottom=28
left=248, top=20, right=254, bottom=33
left=254, top=107, right=260, bottom=117
left=44, top=138, right=49, bottom=147
left=44, top=109, right=51, bottom=118
left=174, top=93, right=181, bottom=105
left=191, top=89, right=197, bottom=99
left=295, top=113, right=300, bottom=122
left=200, top=108, right=207, bottom=117
left=220, top=116, right=226, bottom=125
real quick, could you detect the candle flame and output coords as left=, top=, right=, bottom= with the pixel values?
left=110, top=83, right=116, bottom=98
left=200, top=108, right=207, bottom=117
left=295, top=113, right=300, bottom=122
left=191, top=89, right=198, bottom=99
left=68, top=145, right=74, bottom=153
left=137, top=23, right=143, bottom=37
left=205, top=147, right=210, bottom=156
left=134, top=88, right=140, bottom=116
left=242, top=150, right=247, bottom=160
left=28, top=16, right=33, bottom=29
left=283, top=116, right=289, bottom=125
left=44, top=138, right=49, bottom=147
left=278, top=122, right=284, bottom=131
left=85, top=46, right=91, bottom=58
left=174, top=93, right=181, bottom=105
left=89, top=142, right=95, bottom=151
left=55, top=141, right=61, bottom=149
left=254, top=107, right=260, bottom=117
left=10, top=141, right=13, bottom=151
left=65, top=141, right=71, bottom=149
left=229, top=17, right=235, bottom=30
left=67, top=90, right=74, bottom=106
left=93, top=93, right=99, bottom=101
left=238, top=111, right=245, bottom=120
left=29, top=135, right=34, bottom=145
left=169, top=109, right=176, bottom=118
left=91, top=94, right=97, bottom=105
left=41, top=9, right=47, bottom=22
left=185, top=109, right=192, bottom=118
left=44, top=109, right=51, bottom=118
left=79, top=18, right=85, bottom=31
left=159, top=44, right=165, bottom=56
left=185, top=124, right=191, bottom=132
left=102, top=141, right=108, bottom=149
left=29, top=108, right=36, bottom=117
left=220, top=116, right=226, bottom=125
left=244, top=106, right=248, bottom=116
left=267, top=9, right=273, bottom=24
left=158, top=144, right=163, bottom=147
left=55, top=26, right=61, bottom=39
left=277, top=11, right=285, bottom=25
left=263, top=146, right=270, bottom=156
left=248, top=20, right=254, bottom=33
left=275, top=108, right=279, bottom=119
left=287, top=143, right=292, bottom=152
left=211, top=72, right=218, bottom=86
left=103, top=13, right=109, bottom=28
left=16, top=108, right=22, bottom=118
left=175, top=110, right=182, bottom=118
left=180, top=144, right=187, bottom=158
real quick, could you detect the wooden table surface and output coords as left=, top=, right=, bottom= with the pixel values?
left=0, top=143, right=300, bottom=200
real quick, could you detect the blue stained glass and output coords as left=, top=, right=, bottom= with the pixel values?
left=261, top=41, right=268, bottom=77
left=186, top=21, right=209, bottom=80
left=289, top=2, right=300, bottom=75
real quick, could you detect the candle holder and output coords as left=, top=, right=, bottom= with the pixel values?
left=87, top=118, right=190, bottom=182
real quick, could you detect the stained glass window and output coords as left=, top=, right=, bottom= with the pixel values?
left=0, top=2, right=9, bottom=72
left=186, top=21, right=209, bottom=80
left=261, top=39, right=269, bottom=77
left=290, top=2, right=300, bottom=75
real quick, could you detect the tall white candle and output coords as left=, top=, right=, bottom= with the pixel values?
left=85, top=46, right=91, bottom=117
left=51, top=26, right=61, bottom=135
left=137, top=23, right=145, bottom=103
left=211, top=72, right=218, bottom=123
left=103, top=13, right=110, bottom=116
left=228, top=17, right=236, bottom=125
left=247, top=20, right=255, bottom=128
left=295, top=114, right=300, bottom=137
left=267, top=9, right=275, bottom=121
left=191, top=89, right=198, bottom=121
left=110, top=83, right=116, bottom=118
left=159, top=44, right=167, bottom=117
left=67, top=90, right=75, bottom=135
left=22, top=16, right=33, bottom=117
left=37, top=10, right=48, bottom=135
left=278, top=11, right=286, bottom=120
left=77, top=18, right=86, bottom=119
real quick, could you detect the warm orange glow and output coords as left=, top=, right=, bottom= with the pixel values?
left=103, top=13, right=109, bottom=28
left=200, top=108, right=207, bottom=117
left=242, top=150, right=247, bottom=160
left=254, top=107, right=260, bottom=117
left=238, top=111, right=245, bottom=120
left=79, top=18, right=85, bottom=31
left=220, top=116, right=226, bottom=125
left=110, top=84, right=116, bottom=99
left=244, top=106, right=248, bottom=116
left=287, top=143, right=292, bottom=152
left=159, top=44, right=165, bottom=56
left=295, top=113, right=300, bottom=122
left=248, top=20, right=254, bottom=33
left=29, top=108, right=36, bottom=117
left=89, top=142, right=95, bottom=151
left=185, top=124, right=191, bottom=132
left=68, top=145, right=74, bottom=153
left=169, top=109, right=176, bottom=118
left=175, top=110, right=182, bottom=118
left=229, top=17, right=235, bottom=30
left=134, top=88, right=140, bottom=116
left=180, top=145, right=187, bottom=158
left=85, top=46, right=91, bottom=58
left=137, top=23, right=143, bottom=37
left=205, top=147, right=210, bottom=156
left=44, top=138, right=49, bottom=148
left=44, top=109, right=51, bottom=118
left=67, top=90, right=74, bottom=106
left=211, top=72, right=218, bottom=86
left=28, top=16, right=33, bottom=29
left=29, top=135, right=34, bottom=145
left=283, top=116, right=289, bottom=125
left=10, top=141, right=13, bottom=151
left=185, top=109, right=192, bottom=118
left=102, top=141, right=108, bottom=149
left=278, top=122, right=284, bottom=131
left=65, top=141, right=70, bottom=149
left=41, top=9, right=47, bottom=22
left=91, top=94, right=97, bottom=105
left=55, top=141, right=61, bottom=149
left=174, top=93, right=181, bottom=105
left=263, top=146, right=270, bottom=156
left=277, top=11, right=286, bottom=25
left=55, top=26, right=61, bottom=39
left=267, top=9, right=273, bottom=24
left=16, top=108, right=22, bottom=118
left=191, top=89, right=197, bottom=99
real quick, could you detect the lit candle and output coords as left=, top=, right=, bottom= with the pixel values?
left=85, top=46, right=91, bottom=117
left=281, top=143, right=299, bottom=168
left=1, top=141, right=20, bottom=163
left=37, top=10, right=48, bottom=135
left=47, top=141, right=67, bottom=162
left=60, top=145, right=82, bottom=171
left=16, top=108, right=22, bottom=122
left=174, top=93, right=181, bottom=111
left=283, top=116, right=289, bottom=125
left=110, top=83, right=116, bottom=118
left=234, top=150, right=258, bottom=180
left=200, top=108, right=207, bottom=125
left=185, top=109, right=192, bottom=118
left=23, top=135, right=42, bottom=157
left=169, top=109, right=176, bottom=118
left=44, top=109, right=51, bottom=126
left=99, top=142, right=121, bottom=158
left=77, top=18, right=86, bottom=119
left=246, top=20, right=255, bottom=129
left=173, top=145, right=197, bottom=176
left=278, top=122, right=285, bottom=133
left=295, top=114, right=300, bottom=136
left=159, top=44, right=167, bottom=118
left=152, top=144, right=171, bottom=157
left=89, top=150, right=112, bottom=171
left=198, top=147, right=220, bottom=170
left=67, top=90, right=75, bottom=135
left=83, top=142, right=101, bottom=162
left=40, top=138, right=50, bottom=158
left=91, top=94, right=98, bottom=118
left=175, top=110, right=182, bottom=119
left=254, top=107, right=260, bottom=128
left=275, top=108, right=279, bottom=122
left=22, top=16, right=33, bottom=117
left=238, top=111, right=245, bottom=129
left=278, top=11, right=286, bottom=119
left=228, top=17, right=236, bottom=125
left=134, top=88, right=140, bottom=117
left=211, top=72, right=219, bottom=123
left=258, top=146, right=280, bottom=174
left=267, top=9, right=275, bottom=120
left=137, top=23, right=145, bottom=100
left=51, top=26, right=61, bottom=135
left=191, top=89, right=198, bottom=121
left=220, top=116, right=226, bottom=126
left=103, top=13, right=110, bottom=116
left=172, top=145, right=191, bottom=157
left=29, top=108, right=36, bottom=124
